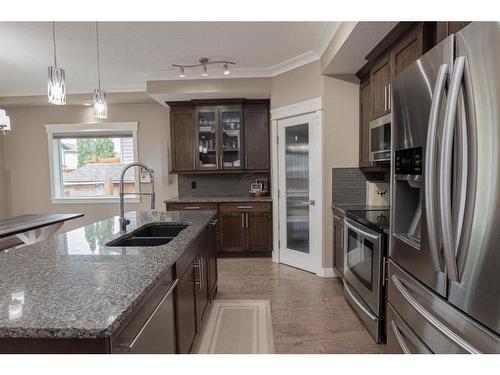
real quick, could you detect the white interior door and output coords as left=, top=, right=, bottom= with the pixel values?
left=277, top=112, right=321, bottom=273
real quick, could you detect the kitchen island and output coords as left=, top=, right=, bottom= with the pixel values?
left=0, top=210, right=218, bottom=353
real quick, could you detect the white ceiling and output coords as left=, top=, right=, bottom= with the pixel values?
left=0, top=21, right=339, bottom=97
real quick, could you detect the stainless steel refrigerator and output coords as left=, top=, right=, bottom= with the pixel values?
left=388, top=22, right=500, bottom=353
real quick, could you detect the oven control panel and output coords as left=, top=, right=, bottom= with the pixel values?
left=395, top=146, right=422, bottom=175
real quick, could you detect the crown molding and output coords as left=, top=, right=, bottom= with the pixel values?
left=314, top=22, right=341, bottom=56
left=271, top=50, right=319, bottom=76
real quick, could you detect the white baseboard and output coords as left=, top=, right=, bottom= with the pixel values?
left=317, top=267, right=341, bottom=278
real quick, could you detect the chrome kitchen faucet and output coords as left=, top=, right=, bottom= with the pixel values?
left=119, top=162, right=155, bottom=232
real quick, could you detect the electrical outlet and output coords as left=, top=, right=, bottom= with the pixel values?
left=191, top=181, right=197, bottom=189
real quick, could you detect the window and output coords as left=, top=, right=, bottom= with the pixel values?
left=45, top=122, right=140, bottom=203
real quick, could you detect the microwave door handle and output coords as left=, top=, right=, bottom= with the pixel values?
left=425, top=63, right=449, bottom=272
left=440, top=57, right=466, bottom=282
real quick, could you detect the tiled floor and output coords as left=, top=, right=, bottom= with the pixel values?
left=216, top=257, right=386, bottom=354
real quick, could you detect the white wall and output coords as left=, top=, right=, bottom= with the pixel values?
left=2, top=102, right=177, bottom=231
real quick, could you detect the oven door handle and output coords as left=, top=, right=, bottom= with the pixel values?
left=343, top=280, right=377, bottom=321
left=345, top=219, right=380, bottom=241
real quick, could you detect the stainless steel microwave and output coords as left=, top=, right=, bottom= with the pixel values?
left=369, top=113, right=391, bottom=162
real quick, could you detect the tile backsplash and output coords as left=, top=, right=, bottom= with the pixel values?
left=178, top=173, right=269, bottom=197
left=332, top=167, right=387, bottom=205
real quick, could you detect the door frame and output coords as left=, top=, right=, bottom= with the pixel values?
left=270, top=97, right=323, bottom=275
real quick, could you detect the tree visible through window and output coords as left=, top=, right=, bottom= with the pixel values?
left=76, top=138, right=116, bottom=168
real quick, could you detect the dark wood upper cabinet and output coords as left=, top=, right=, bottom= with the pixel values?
left=170, top=106, right=196, bottom=173
left=359, top=77, right=372, bottom=168
left=168, top=99, right=269, bottom=174
left=436, top=22, right=471, bottom=44
left=370, top=53, right=391, bottom=120
left=391, top=23, right=425, bottom=78
left=243, top=104, right=270, bottom=170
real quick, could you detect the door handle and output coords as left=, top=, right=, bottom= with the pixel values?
left=424, top=63, right=449, bottom=272
left=440, top=57, right=465, bottom=282
left=241, top=212, right=245, bottom=228
left=390, top=320, right=411, bottom=354
left=300, top=200, right=315, bottom=206
left=391, top=274, right=479, bottom=353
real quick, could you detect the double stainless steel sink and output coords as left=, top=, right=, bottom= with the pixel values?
left=107, top=223, right=188, bottom=247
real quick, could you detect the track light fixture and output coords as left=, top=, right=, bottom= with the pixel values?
left=173, top=57, right=235, bottom=78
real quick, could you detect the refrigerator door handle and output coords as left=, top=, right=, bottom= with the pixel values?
left=439, top=57, right=466, bottom=282
left=454, top=55, right=478, bottom=281
left=391, top=274, right=479, bottom=353
left=425, top=63, right=449, bottom=272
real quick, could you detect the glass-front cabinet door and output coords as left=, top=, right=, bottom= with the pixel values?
left=196, top=107, right=218, bottom=170
left=220, top=106, right=243, bottom=170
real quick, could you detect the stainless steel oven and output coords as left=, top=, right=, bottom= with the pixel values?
left=369, top=113, right=391, bottom=162
left=343, top=217, right=386, bottom=343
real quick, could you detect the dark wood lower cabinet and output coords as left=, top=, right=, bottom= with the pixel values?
left=246, top=211, right=272, bottom=251
left=219, top=203, right=272, bottom=255
left=219, top=211, right=245, bottom=252
left=175, top=259, right=198, bottom=354
left=333, top=209, right=345, bottom=277
left=208, top=219, right=218, bottom=298
left=173, top=225, right=218, bottom=353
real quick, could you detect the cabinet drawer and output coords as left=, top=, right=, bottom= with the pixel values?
left=165, top=202, right=218, bottom=211
left=219, top=202, right=271, bottom=213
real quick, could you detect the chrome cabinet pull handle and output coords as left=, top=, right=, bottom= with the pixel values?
left=425, top=64, right=449, bottom=272
left=384, top=85, right=387, bottom=111
left=388, top=83, right=391, bottom=110
left=184, top=206, right=200, bottom=210
left=241, top=212, right=245, bottom=228
left=237, top=206, right=253, bottom=209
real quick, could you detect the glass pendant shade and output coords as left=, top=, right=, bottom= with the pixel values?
left=0, top=109, right=11, bottom=133
left=47, top=66, right=66, bottom=105
left=93, top=88, right=108, bottom=119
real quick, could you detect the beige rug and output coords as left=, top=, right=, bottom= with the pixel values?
left=197, top=300, right=275, bottom=354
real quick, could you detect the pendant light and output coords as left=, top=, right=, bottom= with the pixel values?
left=223, top=63, right=231, bottom=75
left=93, top=22, right=107, bottom=119
left=47, top=22, right=66, bottom=105
left=0, top=109, right=11, bottom=134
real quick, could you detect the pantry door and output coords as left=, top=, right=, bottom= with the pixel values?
left=277, top=112, right=321, bottom=274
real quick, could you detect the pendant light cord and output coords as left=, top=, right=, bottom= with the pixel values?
left=52, top=22, right=57, bottom=68
left=96, top=22, right=101, bottom=90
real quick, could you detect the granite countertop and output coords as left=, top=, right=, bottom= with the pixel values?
left=0, top=213, right=83, bottom=239
left=165, top=195, right=272, bottom=203
left=0, top=210, right=216, bottom=340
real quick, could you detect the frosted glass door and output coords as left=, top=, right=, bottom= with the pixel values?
left=285, top=124, right=310, bottom=253
left=278, top=111, right=320, bottom=274
left=220, top=107, right=242, bottom=169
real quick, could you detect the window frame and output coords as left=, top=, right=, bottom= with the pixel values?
left=45, top=121, right=140, bottom=204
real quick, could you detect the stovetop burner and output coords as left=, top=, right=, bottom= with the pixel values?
left=345, top=209, right=390, bottom=233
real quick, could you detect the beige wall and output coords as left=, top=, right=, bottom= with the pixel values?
left=322, top=76, right=360, bottom=268
left=2, top=102, right=177, bottom=231
left=271, top=61, right=323, bottom=109
left=270, top=59, right=360, bottom=271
